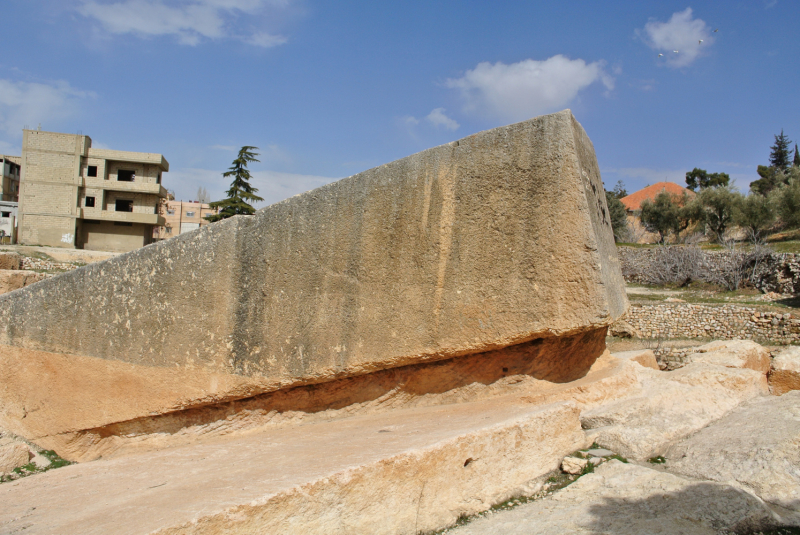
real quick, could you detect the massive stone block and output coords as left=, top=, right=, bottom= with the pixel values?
left=0, top=110, right=626, bottom=444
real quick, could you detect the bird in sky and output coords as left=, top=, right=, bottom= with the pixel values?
left=658, top=53, right=664, bottom=57
left=699, top=39, right=704, bottom=44
left=713, top=29, right=719, bottom=32
left=673, top=50, right=679, bottom=53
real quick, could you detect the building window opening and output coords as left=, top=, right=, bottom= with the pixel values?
left=157, top=172, right=162, bottom=185
left=186, top=211, right=195, bottom=217
left=1, top=212, right=9, bottom=218
left=118, top=170, right=135, bottom=182
left=87, top=166, right=98, bottom=177
left=85, top=196, right=95, bottom=208
left=166, top=208, right=175, bottom=215
left=115, top=199, right=134, bottom=212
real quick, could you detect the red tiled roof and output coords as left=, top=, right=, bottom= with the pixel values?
left=620, top=182, right=695, bottom=211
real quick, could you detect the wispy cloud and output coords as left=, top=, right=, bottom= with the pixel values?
left=425, top=108, right=459, bottom=131
left=167, top=167, right=338, bottom=207
left=445, top=55, right=614, bottom=122
left=638, top=8, right=714, bottom=68
left=0, top=78, right=96, bottom=140
left=77, top=0, right=290, bottom=47
left=607, top=167, right=687, bottom=183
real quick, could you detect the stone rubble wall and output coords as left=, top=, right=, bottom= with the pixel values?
left=622, top=303, right=800, bottom=345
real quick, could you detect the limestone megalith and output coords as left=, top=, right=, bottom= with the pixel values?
left=0, top=110, right=627, bottom=448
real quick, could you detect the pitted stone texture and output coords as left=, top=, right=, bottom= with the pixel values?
left=610, top=349, right=658, bottom=370
left=0, top=400, right=589, bottom=535
left=581, top=362, right=768, bottom=460
left=666, top=390, right=800, bottom=511
left=0, top=110, right=625, bottom=382
left=770, top=346, right=800, bottom=395
left=448, top=461, right=783, bottom=535
left=684, top=340, right=771, bottom=374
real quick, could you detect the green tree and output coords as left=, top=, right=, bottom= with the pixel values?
left=750, top=165, right=786, bottom=196
left=605, top=190, right=629, bottom=242
left=734, top=193, right=775, bottom=243
left=777, top=168, right=800, bottom=229
left=611, top=180, right=628, bottom=199
left=685, top=168, right=730, bottom=191
left=794, top=143, right=800, bottom=167
left=699, top=186, right=741, bottom=242
left=770, top=130, right=793, bottom=171
left=674, top=195, right=703, bottom=239
left=640, top=192, right=679, bottom=244
left=206, top=146, right=264, bottom=222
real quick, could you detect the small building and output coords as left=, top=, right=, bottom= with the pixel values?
left=155, top=200, right=217, bottom=239
left=620, top=182, right=696, bottom=243
left=17, top=129, right=168, bottom=253
left=0, top=201, right=18, bottom=244
left=1, top=155, right=21, bottom=202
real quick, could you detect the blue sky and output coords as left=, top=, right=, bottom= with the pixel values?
left=1, top=1, right=798, bottom=205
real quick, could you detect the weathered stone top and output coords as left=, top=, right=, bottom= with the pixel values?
left=0, top=110, right=626, bottom=392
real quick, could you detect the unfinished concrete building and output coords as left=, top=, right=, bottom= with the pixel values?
left=1, top=155, right=21, bottom=202
left=155, top=200, right=217, bottom=240
left=17, top=129, right=168, bottom=252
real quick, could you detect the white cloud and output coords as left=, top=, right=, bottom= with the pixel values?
left=638, top=8, right=714, bottom=68
left=445, top=55, right=613, bottom=122
left=425, top=108, right=459, bottom=131
left=166, top=167, right=338, bottom=207
left=78, top=0, right=289, bottom=47
left=210, top=144, right=237, bottom=151
left=0, top=78, right=95, bottom=140
left=608, top=167, right=687, bottom=184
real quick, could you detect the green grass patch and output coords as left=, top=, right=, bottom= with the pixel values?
left=0, top=449, right=73, bottom=484
left=648, top=456, right=667, bottom=464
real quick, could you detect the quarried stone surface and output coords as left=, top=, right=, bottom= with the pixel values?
left=666, top=390, right=800, bottom=511
left=770, top=346, right=800, bottom=395
left=610, top=349, right=658, bottom=370
left=581, top=362, right=768, bottom=460
left=0, top=110, right=626, bottom=447
left=0, top=331, right=615, bottom=462
left=0, top=252, right=21, bottom=270
left=0, top=400, right=589, bottom=535
left=0, top=441, right=30, bottom=475
left=448, top=461, right=784, bottom=535
left=0, top=270, right=47, bottom=295
left=684, top=339, right=771, bottom=374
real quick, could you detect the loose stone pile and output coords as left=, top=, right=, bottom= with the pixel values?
left=623, top=303, right=800, bottom=344
left=20, top=256, right=81, bottom=272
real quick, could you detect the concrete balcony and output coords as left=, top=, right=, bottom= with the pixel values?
left=81, top=209, right=166, bottom=226
left=82, top=178, right=168, bottom=198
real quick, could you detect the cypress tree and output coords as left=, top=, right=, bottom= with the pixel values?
left=206, top=146, right=265, bottom=222
left=794, top=143, right=800, bottom=167
left=769, top=130, right=793, bottom=171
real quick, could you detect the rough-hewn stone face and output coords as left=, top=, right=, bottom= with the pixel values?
left=0, top=110, right=626, bottom=405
